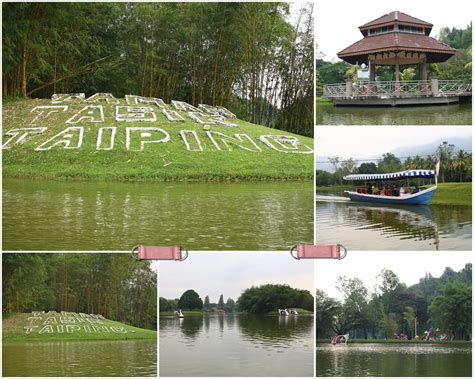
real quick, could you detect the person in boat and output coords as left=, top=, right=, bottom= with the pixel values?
left=399, top=186, right=405, bottom=196
left=411, top=185, right=420, bottom=194
left=373, top=185, right=380, bottom=195
left=366, top=183, right=373, bottom=194
left=392, top=184, right=399, bottom=197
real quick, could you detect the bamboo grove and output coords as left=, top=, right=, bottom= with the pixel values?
left=2, top=254, right=157, bottom=330
left=2, top=2, right=314, bottom=136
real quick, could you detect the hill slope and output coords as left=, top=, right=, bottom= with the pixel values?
left=3, top=98, right=313, bottom=181
left=3, top=312, right=156, bottom=343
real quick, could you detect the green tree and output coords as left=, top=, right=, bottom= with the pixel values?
left=225, top=298, right=236, bottom=313
left=316, top=290, right=340, bottom=339
left=403, top=306, right=416, bottom=339
left=358, top=162, right=378, bottom=174
left=204, top=295, right=210, bottom=310
left=377, top=153, right=401, bottom=173
left=178, top=289, right=203, bottom=311
left=218, top=294, right=224, bottom=309
left=428, top=281, right=472, bottom=340
left=380, top=312, right=399, bottom=339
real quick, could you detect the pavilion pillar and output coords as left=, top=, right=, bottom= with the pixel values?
left=369, top=61, right=376, bottom=81
left=420, top=61, right=427, bottom=81
left=394, top=54, right=401, bottom=97
left=345, top=80, right=353, bottom=98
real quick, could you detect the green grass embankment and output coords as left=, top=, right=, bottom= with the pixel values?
left=316, top=182, right=471, bottom=206
left=3, top=99, right=313, bottom=181
left=3, top=313, right=156, bottom=343
left=430, top=182, right=472, bottom=206
left=316, top=97, right=332, bottom=104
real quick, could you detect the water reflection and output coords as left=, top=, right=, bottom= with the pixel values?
left=316, top=102, right=472, bottom=125
left=160, top=314, right=313, bottom=376
left=3, top=179, right=313, bottom=250
left=316, top=343, right=472, bottom=377
left=316, top=198, right=471, bottom=250
left=3, top=340, right=157, bottom=377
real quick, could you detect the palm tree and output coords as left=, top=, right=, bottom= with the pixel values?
left=451, top=150, right=471, bottom=182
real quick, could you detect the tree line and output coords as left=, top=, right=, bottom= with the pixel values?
left=2, top=254, right=157, bottom=330
left=316, top=264, right=472, bottom=341
left=160, top=284, right=314, bottom=314
left=317, top=142, right=472, bottom=186
left=2, top=2, right=313, bottom=136
left=316, top=23, right=472, bottom=94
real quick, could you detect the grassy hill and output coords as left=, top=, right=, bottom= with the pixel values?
left=3, top=312, right=156, bottom=343
left=3, top=98, right=313, bottom=181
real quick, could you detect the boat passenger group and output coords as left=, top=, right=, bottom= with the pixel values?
left=357, top=183, right=421, bottom=197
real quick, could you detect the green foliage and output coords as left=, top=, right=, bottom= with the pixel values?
left=317, top=60, right=350, bottom=84
left=237, top=284, right=313, bottom=314
left=438, top=23, right=472, bottom=50
left=428, top=281, right=472, bottom=340
left=379, top=313, right=399, bottom=339
left=218, top=294, right=224, bottom=309
left=225, top=298, right=236, bottom=313
left=2, top=253, right=157, bottom=329
left=317, top=264, right=472, bottom=340
left=316, top=290, right=340, bottom=339
left=2, top=2, right=313, bottom=136
left=178, top=289, right=203, bottom=311
left=203, top=295, right=210, bottom=310
left=160, top=297, right=178, bottom=313
left=403, top=306, right=416, bottom=338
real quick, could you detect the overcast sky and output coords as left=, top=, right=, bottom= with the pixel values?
left=158, top=252, right=313, bottom=302
left=316, top=125, right=472, bottom=160
left=315, top=251, right=471, bottom=301
left=316, top=1, right=472, bottom=61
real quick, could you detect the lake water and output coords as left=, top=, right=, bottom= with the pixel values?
left=159, top=314, right=314, bottom=376
left=2, top=340, right=157, bottom=376
left=316, top=196, right=471, bottom=250
left=2, top=179, right=313, bottom=250
left=316, top=343, right=472, bottom=377
left=316, top=102, right=472, bottom=125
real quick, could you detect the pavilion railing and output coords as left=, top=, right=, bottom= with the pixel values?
left=323, top=80, right=472, bottom=99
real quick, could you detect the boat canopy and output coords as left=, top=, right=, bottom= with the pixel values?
left=343, top=169, right=435, bottom=181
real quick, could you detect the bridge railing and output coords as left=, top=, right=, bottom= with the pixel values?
left=323, top=80, right=471, bottom=99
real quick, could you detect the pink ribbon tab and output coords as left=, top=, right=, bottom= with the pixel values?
left=132, top=245, right=188, bottom=261
left=290, top=244, right=347, bottom=260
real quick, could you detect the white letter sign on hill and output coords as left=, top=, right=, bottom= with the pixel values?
left=171, top=100, right=200, bottom=112
left=126, top=95, right=168, bottom=109
left=51, top=93, right=85, bottom=104
left=116, top=106, right=156, bottom=122
left=259, top=135, right=313, bottom=154
left=2, top=128, right=47, bottom=149
left=126, top=127, right=170, bottom=151
left=24, top=311, right=129, bottom=335
left=86, top=93, right=119, bottom=104
left=206, top=131, right=261, bottom=152
left=30, top=106, right=68, bottom=125
left=66, top=106, right=104, bottom=124
left=36, top=127, right=84, bottom=151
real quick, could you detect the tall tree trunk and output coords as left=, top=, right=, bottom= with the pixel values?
left=21, top=44, right=28, bottom=97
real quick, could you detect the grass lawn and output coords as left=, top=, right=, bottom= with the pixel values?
left=3, top=98, right=313, bottom=181
left=3, top=313, right=156, bottom=343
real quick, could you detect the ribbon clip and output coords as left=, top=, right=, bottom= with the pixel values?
left=131, top=245, right=188, bottom=261
left=290, top=244, right=347, bottom=260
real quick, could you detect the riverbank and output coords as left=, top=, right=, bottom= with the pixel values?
left=3, top=98, right=313, bottom=182
left=3, top=313, right=157, bottom=343
left=317, top=339, right=471, bottom=345
left=316, top=182, right=471, bottom=206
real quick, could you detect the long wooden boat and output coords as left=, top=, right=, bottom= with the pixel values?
left=343, top=168, right=438, bottom=205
